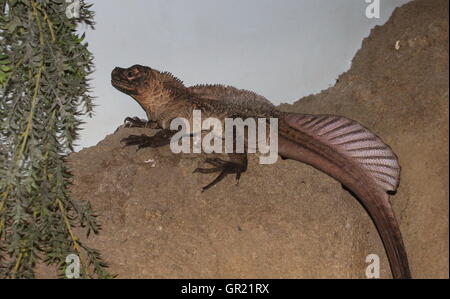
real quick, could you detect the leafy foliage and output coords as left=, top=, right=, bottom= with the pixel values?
left=0, top=0, right=113, bottom=278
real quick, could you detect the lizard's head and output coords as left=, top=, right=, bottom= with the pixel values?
left=111, top=64, right=155, bottom=96
left=112, top=64, right=186, bottom=119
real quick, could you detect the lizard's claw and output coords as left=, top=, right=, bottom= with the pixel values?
left=124, top=116, right=159, bottom=129
left=121, top=130, right=175, bottom=151
left=193, top=158, right=246, bottom=192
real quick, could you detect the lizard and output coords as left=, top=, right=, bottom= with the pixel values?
left=111, top=64, right=411, bottom=279
left=121, top=73, right=275, bottom=129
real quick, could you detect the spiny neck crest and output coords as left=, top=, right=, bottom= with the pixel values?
left=158, top=71, right=185, bottom=88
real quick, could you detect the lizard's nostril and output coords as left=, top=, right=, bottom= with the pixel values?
left=111, top=67, right=122, bottom=78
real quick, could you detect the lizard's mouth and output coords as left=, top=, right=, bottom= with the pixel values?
left=111, top=79, right=136, bottom=94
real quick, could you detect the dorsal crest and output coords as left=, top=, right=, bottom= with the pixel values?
left=159, top=71, right=184, bottom=87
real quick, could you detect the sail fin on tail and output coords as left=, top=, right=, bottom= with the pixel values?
left=284, top=114, right=401, bottom=193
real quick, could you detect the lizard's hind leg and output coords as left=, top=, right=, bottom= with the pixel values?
left=194, top=154, right=248, bottom=192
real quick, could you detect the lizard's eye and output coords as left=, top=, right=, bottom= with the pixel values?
left=126, top=71, right=134, bottom=78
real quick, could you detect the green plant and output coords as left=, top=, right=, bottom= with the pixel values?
left=0, top=0, right=112, bottom=278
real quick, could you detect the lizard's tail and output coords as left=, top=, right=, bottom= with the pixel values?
left=277, top=113, right=411, bottom=279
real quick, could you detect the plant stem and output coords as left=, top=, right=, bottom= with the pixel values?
left=11, top=252, right=24, bottom=279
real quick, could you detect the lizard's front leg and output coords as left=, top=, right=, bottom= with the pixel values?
left=124, top=116, right=160, bottom=129
left=121, top=129, right=176, bottom=151
left=194, top=153, right=248, bottom=192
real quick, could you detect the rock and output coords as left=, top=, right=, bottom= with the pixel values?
left=279, top=0, right=449, bottom=278
left=61, top=0, right=448, bottom=278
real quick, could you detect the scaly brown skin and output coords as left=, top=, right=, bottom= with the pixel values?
left=111, top=64, right=411, bottom=279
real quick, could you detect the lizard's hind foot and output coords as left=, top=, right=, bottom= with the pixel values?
left=194, top=156, right=247, bottom=192
left=124, top=116, right=159, bottom=129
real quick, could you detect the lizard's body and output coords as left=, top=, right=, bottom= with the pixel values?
left=111, top=65, right=411, bottom=279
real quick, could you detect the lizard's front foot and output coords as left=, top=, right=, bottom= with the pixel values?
left=193, top=157, right=247, bottom=192
left=121, top=129, right=176, bottom=151
left=124, top=116, right=159, bottom=129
